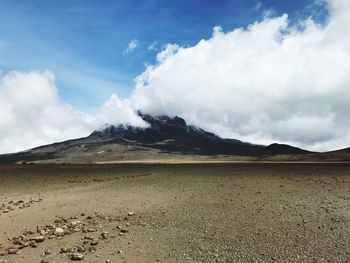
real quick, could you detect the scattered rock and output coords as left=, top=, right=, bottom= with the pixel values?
left=30, top=236, right=45, bottom=243
left=43, top=248, right=52, bottom=255
left=54, top=227, right=65, bottom=236
left=90, top=239, right=99, bottom=246
left=69, top=252, right=84, bottom=260
left=7, top=247, right=19, bottom=254
left=76, top=245, right=86, bottom=253
left=101, top=231, right=109, bottom=239
left=128, top=211, right=135, bottom=216
left=60, top=247, right=69, bottom=253
left=86, top=228, right=96, bottom=233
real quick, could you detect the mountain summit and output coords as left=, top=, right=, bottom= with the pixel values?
left=89, top=112, right=308, bottom=156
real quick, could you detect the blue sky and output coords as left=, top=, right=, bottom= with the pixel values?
left=0, top=0, right=327, bottom=110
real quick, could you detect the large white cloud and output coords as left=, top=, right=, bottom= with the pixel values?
left=131, top=0, right=350, bottom=151
left=0, top=71, right=146, bottom=154
left=1, top=0, right=350, bottom=154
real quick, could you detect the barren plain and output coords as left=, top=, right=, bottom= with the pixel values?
left=0, top=163, right=350, bottom=262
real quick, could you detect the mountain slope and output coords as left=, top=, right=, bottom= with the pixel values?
left=0, top=112, right=311, bottom=163
left=89, top=112, right=309, bottom=156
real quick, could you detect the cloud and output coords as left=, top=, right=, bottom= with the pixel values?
left=148, top=41, right=158, bottom=50
left=123, top=39, right=139, bottom=55
left=156, top=44, right=181, bottom=62
left=130, top=0, right=350, bottom=151
left=0, top=71, right=145, bottom=154
left=254, top=2, right=263, bottom=11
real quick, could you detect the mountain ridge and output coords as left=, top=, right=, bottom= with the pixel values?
left=3, top=112, right=347, bottom=164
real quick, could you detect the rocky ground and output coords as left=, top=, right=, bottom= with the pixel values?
left=0, top=163, right=350, bottom=262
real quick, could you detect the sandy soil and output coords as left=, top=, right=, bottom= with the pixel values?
left=0, top=163, right=350, bottom=263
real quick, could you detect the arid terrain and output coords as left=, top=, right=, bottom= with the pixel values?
left=1, top=163, right=350, bottom=263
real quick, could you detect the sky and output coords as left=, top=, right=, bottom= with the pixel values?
left=1, top=0, right=349, bottom=154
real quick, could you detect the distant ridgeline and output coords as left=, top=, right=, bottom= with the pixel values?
left=0, top=112, right=311, bottom=163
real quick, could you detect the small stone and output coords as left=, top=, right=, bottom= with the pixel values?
left=60, top=247, right=69, bottom=253
left=43, top=248, right=52, bottom=255
left=40, top=260, right=49, bottom=263
left=7, top=247, right=19, bottom=254
left=128, top=212, right=135, bottom=216
left=2, top=210, right=9, bottom=213
left=90, top=239, right=99, bottom=246
left=69, top=252, right=84, bottom=260
left=76, top=245, right=86, bottom=253
left=30, top=236, right=45, bottom=243
left=101, top=232, right=109, bottom=239
left=54, top=227, right=64, bottom=236
left=117, top=249, right=123, bottom=254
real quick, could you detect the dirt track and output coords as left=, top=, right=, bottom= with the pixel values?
left=0, top=163, right=350, bottom=262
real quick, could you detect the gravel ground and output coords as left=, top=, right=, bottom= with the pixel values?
left=0, top=163, right=349, bottom=263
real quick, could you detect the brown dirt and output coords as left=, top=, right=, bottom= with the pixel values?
left=0, top=163, right=350, bottom=262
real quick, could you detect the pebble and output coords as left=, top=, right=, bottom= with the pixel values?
left=128, top=211, right=135, bottom=216
left=76, top=245, right=86, bottom=253
left=101, top=231, right=109, bottom=239
left=69, top=252, right=84, bottom=260
left=43, top=248, right=52, bottom=255
left=30, top=236, right=45, bottom=243
left=91, top=239, right=99, bottom=246
left=60, top=247, right=69, bottom=253
left=7, top=247, right=19, bottom=254
left=54, top=227, right=65, bottom=236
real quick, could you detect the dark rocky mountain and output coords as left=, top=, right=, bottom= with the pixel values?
left=0, top=112, right=312, bottom=163
left=90, top=112, right=309, bottom=156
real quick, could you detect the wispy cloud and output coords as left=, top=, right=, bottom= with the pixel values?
left=123, top=39, right=139, bottom=55
left=254, top=1, right=263, bottom=11
left=148, top=41, right=158, bottom=50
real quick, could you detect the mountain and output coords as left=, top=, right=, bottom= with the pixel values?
left=90, top=112, right=309, bottom=156
left=0, top=112, right=312, bottom=164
